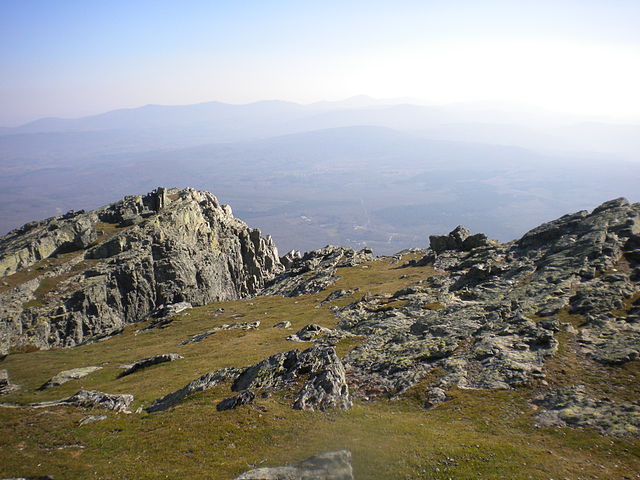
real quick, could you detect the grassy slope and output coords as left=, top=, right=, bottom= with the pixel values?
left=0, top=254, right=639, bottom=479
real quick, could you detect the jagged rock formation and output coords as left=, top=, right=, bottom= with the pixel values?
left=118, top=353, right=183, bottom=378
left=334, top=198, right=640, bottom=398
left=0, top=187, right=283, bottom=353
left=39, top=366, right=103, bottom=390
left=233, top=450, right=353, bottom=480
left=233, top=345, right=352, bottom=411
left=265, top=246, right=374, bottom=297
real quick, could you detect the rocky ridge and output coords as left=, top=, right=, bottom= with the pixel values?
left=325, top=198, right=640, bottom=436
left=0, top=188, right=283, bottom=353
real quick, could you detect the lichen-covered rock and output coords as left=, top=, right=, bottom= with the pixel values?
left=273, top=321, right=291, bottom=329
left=233, top=450, right=353, bottom=480
left=293, top=350, right=351, bottom=411
left=5, top=390, right=135, bottom=412
left=39, top=366, right=103, bottom=390
left=333, top=198, right=640, bottom=398
left=62, top=390, right=133, bottom=412
left=0, top=209, right=96, bottom=277
left=118, top=353, right=183, bottom=378
left=534, top=385, right=640, bottom=438
left=0, top=187, right=283, bottom=353
left=232, top=345, right=351, bottom=411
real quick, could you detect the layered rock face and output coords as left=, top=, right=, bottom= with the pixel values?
left=0, top=188, right=283, bottom=353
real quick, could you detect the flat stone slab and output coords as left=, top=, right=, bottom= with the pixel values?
left=39, top=366, right=103, bottom=390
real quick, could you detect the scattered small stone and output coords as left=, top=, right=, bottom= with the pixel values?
left=272, top=321, right=291, bottom=329
left=78, top=414, right=107, bottom=426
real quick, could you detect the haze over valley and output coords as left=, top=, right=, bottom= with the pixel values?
left=2, top=97, right=639, bottom=254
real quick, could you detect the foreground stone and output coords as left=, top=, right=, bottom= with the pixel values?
left=119, top=353, right=183, bottom=378
left=39, top=366, right=103, bottom=390
left=147, top=367, right=241, bottom=413
left=233, top=450, right=353, bottom=480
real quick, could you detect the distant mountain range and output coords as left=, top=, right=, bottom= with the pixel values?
left=1, top=97, right=639, bottom=254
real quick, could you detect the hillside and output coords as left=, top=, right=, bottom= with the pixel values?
left=0, top=190, right=639, bottom=479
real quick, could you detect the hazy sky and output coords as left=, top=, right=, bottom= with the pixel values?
left=1, top=0, right=640, bottom=125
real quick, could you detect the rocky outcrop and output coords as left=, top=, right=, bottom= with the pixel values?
left=1, top=390, right=133, bottom=412
left=286, top=324, right=353, bottom=345
left=429, top=225, right=491, bottom=254
left=147, top=367, right=241, bottom=413
left=293, top=350, right=352, bottom=411
left=0, top=188, right=283, bottom=353
left=39, top=366, right=103, bottom=390
left=332, top=198, right=640, bottom=400
left=118, top=353, right=182, bottom=378
left=534, top=385, right=640, bottom=438
left=61, top=390, right=134, bottom=412
left=265, top=246, right=374, bottom=297
left=233, top=450, right=353, bottom=480
left=233, top=345, right=351, bottom=411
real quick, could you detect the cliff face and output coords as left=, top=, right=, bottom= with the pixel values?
left=0, top=188, right=283, bottom=353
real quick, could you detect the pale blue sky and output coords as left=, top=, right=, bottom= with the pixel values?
left=1, top=0, right=639, bottom=125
